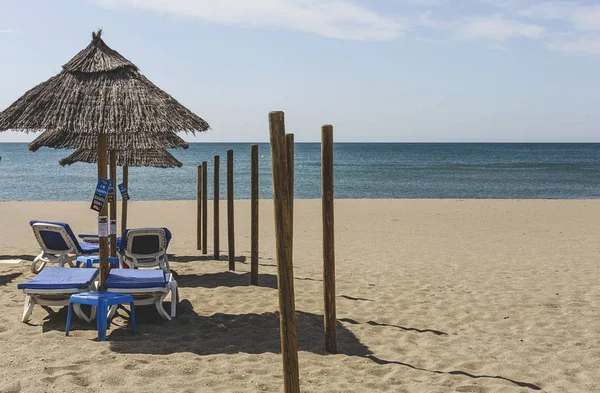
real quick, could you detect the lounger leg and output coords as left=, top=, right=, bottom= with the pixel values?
left=65, top=302, right=73, bottom=336
left=21, top=295, right=35, bottom=322
left=31, top=253, right=46, bottom=274
left=108, top=305, right=118, bottom=320
left=73, top=303, right=93, bottom=323
left=155, top=293, right=171, bottom=321
left=170, top=281, right=178, bottom=318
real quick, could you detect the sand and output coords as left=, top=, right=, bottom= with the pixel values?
left=0, top=199, right=599, bottom=393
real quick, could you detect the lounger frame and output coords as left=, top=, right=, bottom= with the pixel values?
left=31, top=223, right=79, bottom=273
left=120, top=228, right=170, bottom=273
left=21, top=283, right=98, bottom=323
left=106, top=276, right=177, bottom=321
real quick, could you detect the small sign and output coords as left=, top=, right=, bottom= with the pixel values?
left=110, top=219, right=117, bottom=235
left=98, top=216, right=108, bottom=237
left=118, top=183, right=130, bottom=201
left=107, top=180, right=115, bottom=203
left=90, top=177, right=110, bottom=212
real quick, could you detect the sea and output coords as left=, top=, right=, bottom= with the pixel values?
left=0, top=143, right=599, bottom=201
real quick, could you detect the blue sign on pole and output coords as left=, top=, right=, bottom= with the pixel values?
left=118, top=183, right=130, bottom=201
left=91, top=177, right=110, bottom=212
left=107, top=179, right=115, bottom=203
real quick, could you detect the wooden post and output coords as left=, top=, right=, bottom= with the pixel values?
left=269, top=111, right=300, bottom=392
left=121, top=165, right=128, bottom=233
left=250, top=144, right=259, bottom=285
left=322, top=124, right=337, bottom=353
left=109, top=151, right=118, bottom=258
left=197, top=164, right=202, bottom=251
left=286, top=134, right=294, bottom=249
left=227, top=150, right=235, bottom=271
left=97, top=134, right=109, bottom=288
left=214, top=155, right=220, bottom=260
left=202, top=161, right=208, bottom=255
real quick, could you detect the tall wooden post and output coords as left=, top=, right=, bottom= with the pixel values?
left=109, top=151, right=118, bottom=258
left=121, top=165, right=128, bottom=233
left=269, top=111, right=300, bottom=392
left=214, top=155, right=220, bottom=260
left=202, top=161, right=208, bottom=255
left=250, top=144, right=259, bottom=285
left=322, top=124, right=337, bottom=353
left=97, top=134, right=109, bottom=288
left=197, top=164, right=202, bottom=250
left=227, top=150, right=235, bottom=271
left=286, top=134, right=294, bottom=249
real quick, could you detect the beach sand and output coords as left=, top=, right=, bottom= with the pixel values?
left=0, top=199, right=599, bottom=392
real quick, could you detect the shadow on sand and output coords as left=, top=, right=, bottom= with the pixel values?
left=168, top=254, right=247, bottom=264
left=174, top=271, right=278, bottom=290
left=0, top=272, right=22, bottom=286
left=0, top=254, right=34, bottom=261
left=106, top=300, right=540, bottom=390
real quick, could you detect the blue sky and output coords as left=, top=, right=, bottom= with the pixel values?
left=1, top=0, right=599, bottom=142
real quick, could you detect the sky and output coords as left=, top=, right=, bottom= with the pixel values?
left=0, top=0, right=599, bottom=143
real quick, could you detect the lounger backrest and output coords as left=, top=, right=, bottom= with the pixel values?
left=30, top=221, right=82, bottom=254
left=121, top=228, right=170, bottom=271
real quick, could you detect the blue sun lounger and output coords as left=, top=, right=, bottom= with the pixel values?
left=17, top=267, right=99, bottom=323
left=118, top=228, right=172, bottom=272
left=105, top=269, right=177, bottom=321
left=30, top=220, right=99, bottom=274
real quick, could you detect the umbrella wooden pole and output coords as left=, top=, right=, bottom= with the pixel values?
left=121, top=166, right=128, bottom=233
left=202, top=161, right=208, bottom=255
left=109, top=151, right=117, bottom=258
left=269, top=111, right=300, bottom=393
left=286, top=134, right=294, bottom=251
left=227, top=150, right=235, bottom=271
left=250, top=144, right=259, bottom=285
left=97, top=134, right=109, bottom=288
left=322, top=125, right=337, bottom=353
left=197, top=164, right=202, bottom=251
left=214, top=155, right=220, bottom=260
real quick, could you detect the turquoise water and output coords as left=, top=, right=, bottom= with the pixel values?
left=0, top=143, right=599, bottom=200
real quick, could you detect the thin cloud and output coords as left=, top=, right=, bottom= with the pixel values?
left=0, top=29, right=16, bottom=34
left=547, top=34, right=600, bottom=54
left=518, top=2, right=600, bottom=31
left=457, top=15, right=544, bottom=42
left=94, top=0, right=405, bottom=40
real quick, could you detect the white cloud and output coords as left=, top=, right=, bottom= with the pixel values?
left=457, top=15, right=544, bottom=41
left=547, top=34, right=600, bottom=54
left=518, top=2, right=600, bottom=31
left=418, top=10, right=445, bottom=29
left=0, top=30, right=16, bottom=33
left=94, top=0, right=405, bottom=40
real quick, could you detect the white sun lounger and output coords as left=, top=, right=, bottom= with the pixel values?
left=118, top=228, right=172, bottom=273
left=30, top=220, right=99, bottom=274
left=17, top=267, right=99, bottom=323
left=104, top=269, right=177, bottom=321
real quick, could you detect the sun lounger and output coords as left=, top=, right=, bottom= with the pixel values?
left=105, top=269, right=177, bottom=321
left=30, top=220, right=99, bottom=274
left=17, top=267, right=99, bottom=323
left=118, top=228, right=172, bottom=272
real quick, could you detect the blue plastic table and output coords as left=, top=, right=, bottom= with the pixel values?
left=66, top=292, right=136, bottom=341
left=76, top=256, right=120, bottom=269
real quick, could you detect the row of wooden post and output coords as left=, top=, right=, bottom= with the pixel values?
left=196, top=151, right=243, bottom=274
left=269, top=113, right=337, bottom=392
left=191, top=115, right=336, bottom=393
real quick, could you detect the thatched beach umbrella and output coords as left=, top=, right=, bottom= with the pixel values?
left=0, top=30, right=210, bottom=285
left=59, top=148, right=184, bottom=168
left=59, top=148, right=184, bottom=233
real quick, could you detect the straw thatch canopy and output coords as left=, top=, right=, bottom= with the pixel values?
left=59, top=149, right=183, bottom=168
left=28, top=128, right=189, bottom=151
left=0, top=30, right=210, bottom=147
